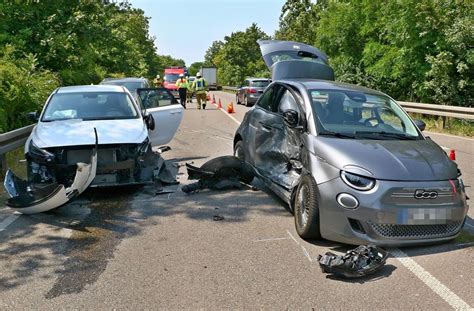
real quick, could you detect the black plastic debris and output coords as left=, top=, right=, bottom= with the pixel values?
left=182, top=156, right=254, bottom=193
left=317, top=245, right=389, bottom=278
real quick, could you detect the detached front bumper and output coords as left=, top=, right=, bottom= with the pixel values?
left=317, top=177, right=469, bottom=246
left=3, top=150, right=97, bottom=214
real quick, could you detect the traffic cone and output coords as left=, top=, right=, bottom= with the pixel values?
left=207, top=93, right=211, bottom=101
left=217, top=98, right=222, bottom=109
left=211, top=95, right=215, bottom=105
left=227, top=102, right=235, bottom=114
left=449, top=149, right=456, bottom=161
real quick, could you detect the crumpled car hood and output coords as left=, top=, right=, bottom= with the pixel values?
left=32, top=119, right=148, bottom=148
left=311, top=137, right=458, bottom=181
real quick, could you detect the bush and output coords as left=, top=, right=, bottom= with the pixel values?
left=0, top=45, right=60, bottom=133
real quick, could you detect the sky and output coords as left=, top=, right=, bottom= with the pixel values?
left=128, top=0, right=286, bottom=66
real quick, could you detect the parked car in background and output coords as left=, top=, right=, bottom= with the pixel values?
left=233, top=40, right=469, bottom=246
left=236, top=78, right=271, bottom=106
left=100, top=77, right=150, bottom=100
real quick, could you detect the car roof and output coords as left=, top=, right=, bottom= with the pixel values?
left=56, top=85, right=127, bottom=94
left=101, top=77, right=147, bottom=83
left=282, top=79, right=387, bottom=96
left=247, top=78, right=271, bottom=81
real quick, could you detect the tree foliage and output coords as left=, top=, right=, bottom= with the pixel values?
left=0, top=0, right=183, bottom=132
left=275, top=0, right=473, bottom=106
left=206, top=24, right=270, bottom=86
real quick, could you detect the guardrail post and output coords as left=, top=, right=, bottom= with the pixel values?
left=441, top=116, right=446, bottom=129
left=0, top=154, right=7, bottom=176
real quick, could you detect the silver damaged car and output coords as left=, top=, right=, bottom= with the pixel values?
left=233, top=40, right=469, bottom=246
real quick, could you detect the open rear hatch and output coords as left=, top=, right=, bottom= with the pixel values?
left=257, top=40, right=335, bottom=81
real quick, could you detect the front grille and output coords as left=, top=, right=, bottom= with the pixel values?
left=369, top=222, right=462, bottom=238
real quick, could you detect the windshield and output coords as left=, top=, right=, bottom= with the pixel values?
left=42, top=92, right=139, bottom=121
left=251, top=80, right=271, bottom=87
left=308, top=89, right=421, bottom=140
left=101, top=81, right=143, bottom=94
left=164, top=74, right=179, bottom=82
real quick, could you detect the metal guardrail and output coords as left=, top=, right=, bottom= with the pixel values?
left=0, top=124, right=34, bottom=174
left=220, top=86, right=474, bottom=124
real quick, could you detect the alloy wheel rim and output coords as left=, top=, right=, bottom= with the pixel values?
left=298, top=184, right=310, bottom=227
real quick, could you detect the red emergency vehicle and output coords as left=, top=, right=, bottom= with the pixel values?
left=163, top=66, right=186, bottom=97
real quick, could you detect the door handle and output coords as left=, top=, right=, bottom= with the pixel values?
left=170, top=110, right=182, bottom=114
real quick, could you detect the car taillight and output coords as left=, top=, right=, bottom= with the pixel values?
left=247, top=88, right=257, bottom=94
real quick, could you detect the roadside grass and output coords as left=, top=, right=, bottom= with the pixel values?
left=408, top=114, right=473, bottom=137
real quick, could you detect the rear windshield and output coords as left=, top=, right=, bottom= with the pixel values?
left=251, top=80, right=271, bottom=87
left=42, top=92, right=139, bottom=121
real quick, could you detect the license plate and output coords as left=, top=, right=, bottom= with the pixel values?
left=397, top=208, right=452, bottom=224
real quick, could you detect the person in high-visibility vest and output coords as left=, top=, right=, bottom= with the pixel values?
left=192, top=72, right=208, bottom=109
left=186, top=75, right=194, bottom=103
left=154, top=74, right=163, bottom=88
left=175, top=73, right=189, bottom=109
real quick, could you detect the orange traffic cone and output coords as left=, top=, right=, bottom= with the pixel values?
left=206, top=93, right=211, bottom=101
left=227, top=102, right=235, bottom=114
left=449, top=149, right=456, bottom=161
left=217, top=98, right=222, bottom=109
left=211, top=95, right=215, bottom=105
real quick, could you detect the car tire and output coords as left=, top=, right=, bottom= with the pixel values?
left=236, top=95, right=241, bottom=105
left=294, top=174, right=322, bottom=240
left=244, top=96, right=249, bottom=107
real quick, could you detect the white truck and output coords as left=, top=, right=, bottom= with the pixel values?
left=200, top=67, right=218, bottom=90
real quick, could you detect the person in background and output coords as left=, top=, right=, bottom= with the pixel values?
left=186, top=75, right=194, bottom=104
left=175, top=73, right=188, bottom=109
left=192, top=72, right=208, bottom=110
left=154, top=74, right=163, bottom=88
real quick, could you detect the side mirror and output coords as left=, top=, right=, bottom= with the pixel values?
left=282, top=109, right=299, bottom=128
left=414, top=119, right=426, bottom=132
left=144, top=114, right=155, bottom=130
left=27, top=111, right=39, bottom=122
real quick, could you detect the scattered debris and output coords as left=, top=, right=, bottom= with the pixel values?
left=213, top=215, right=225, bottom=221
left=317, top=245, right=389, bottom=279
left=182, top=156, right=254, bottom=194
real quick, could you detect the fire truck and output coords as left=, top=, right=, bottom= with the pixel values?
left=163, top=66, right=187, bottom=98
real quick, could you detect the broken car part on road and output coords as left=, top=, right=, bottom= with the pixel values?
left=3, top=129, right=99, bottom=214
left=182, top=156, right=254, bottom=193
left=317, top=245, right=389, bottom=279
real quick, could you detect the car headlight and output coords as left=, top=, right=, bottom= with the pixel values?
left=28, top=140, right=55, bottom=164
left=340, top=171, right=375, bottom=191
left=137, top=137, right=150, bottom=155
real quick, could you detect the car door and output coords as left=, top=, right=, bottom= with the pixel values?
left=137, top=88, right=184, bottom=146
left=252, top=85, right=304, bottom=189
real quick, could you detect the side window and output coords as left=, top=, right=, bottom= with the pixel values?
left=137, top=88, right=178, bottom=109
left=278, top=90, right=300, bottom=114
left=256, top=85, right=275, bottom=111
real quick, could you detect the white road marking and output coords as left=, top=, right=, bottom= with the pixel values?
left=0, top=213, right=21, bottom=232
left=391, top=248, right=473, bottom=311
left=286, top=230, right=313, bottom=262
left=426, top=131, right=474, bottom=142
left=253, top=237, right=291, bottom=243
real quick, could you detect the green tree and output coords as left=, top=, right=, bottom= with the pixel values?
left=212, top=23, right=270, bottom=86
left=188, top=62, right=204, bottom=76
left=204, top=40, right=224, bottom=66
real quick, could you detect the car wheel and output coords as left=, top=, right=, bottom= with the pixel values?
left=234, top=140, right=245, bottom=161
left=236, top=95, right=241, bottom=105
left=294, top=174, right=321, bottom=240
left=244, top=96, right=249, bottom=107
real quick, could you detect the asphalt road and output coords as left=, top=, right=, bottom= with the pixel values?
left=0, top=92, right=472, bottom=309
